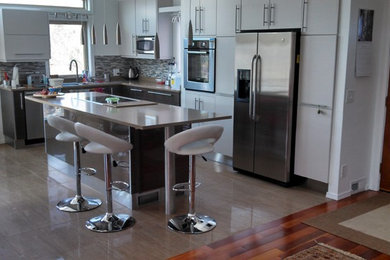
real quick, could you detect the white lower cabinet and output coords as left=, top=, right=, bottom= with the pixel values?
left=214, top=95, right=234, bottom=157
left=294, top=105, right=332, bottom=183
left=184, top=91, right=216, bottom=128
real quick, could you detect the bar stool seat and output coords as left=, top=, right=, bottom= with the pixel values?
left=75, top=122, right=135, bottom=233
left=47, top=115, right=102, bottom=213
left=164, top=125, right=223, bottom=234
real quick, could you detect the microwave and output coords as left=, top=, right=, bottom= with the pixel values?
left=136, top=36, right=155, bottom=55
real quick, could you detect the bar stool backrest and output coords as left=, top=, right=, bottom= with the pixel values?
left=74, top=122, right=133, bottom=153
left=164, top=125, right=223, bottom=155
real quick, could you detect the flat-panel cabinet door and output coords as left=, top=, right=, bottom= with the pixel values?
left=294, top=105, right=332, bottom=183
left=302, top=0, right=339, bottom=35
left=135, top=0, right=146, bottom=35
left=298, top=35, right=337, bottom=107
left=119, top=0, right=136, bottom=58
left=217, top=0, right=240, bottom=36
left=145, top=0, right=157, bottom=35
left=185, top=91, right=199, bottom=110
left=4, top=35, right=50, bottom=61
left=270, top=0, right=303, bottom=29
left=214, top=95, right=234, bottom=157
left=216, top=37, right=235, bottom=95
left=199, top=0, right=217, bottom=36
left=3, top=10, right=49, bottom=35
left=241, top=0, right=268, bottom=30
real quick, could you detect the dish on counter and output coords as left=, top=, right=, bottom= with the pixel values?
left=33, top=88, right=64, bottom=98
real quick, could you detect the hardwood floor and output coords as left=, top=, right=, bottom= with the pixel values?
left=170, top=191, right=390, bottom=259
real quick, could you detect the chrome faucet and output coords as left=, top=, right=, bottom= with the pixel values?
left=69, top=59, right=79, bottom=83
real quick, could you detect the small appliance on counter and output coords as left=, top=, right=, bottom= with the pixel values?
left=128, top=67, right=139, bottom=79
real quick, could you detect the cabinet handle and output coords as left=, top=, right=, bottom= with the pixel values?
left=199, top=7, right=204, bottom=32
left=146, top=19, right=149, bottom=32
left=15, top=53, right=44, bottom=56
left=199, top=99, right=204, bottom=110
left=302, top=0, right=309, bottom=32
left=132, top=34, right=136, bottom=54
left=147, top=91, right=172, bottom=97
left=263, top=4, right=269, bottom=26
left=20, top=93, right=24, bottom=110
left=130, top=88, right=142, bottom=92
left=270, top=4, right=275, bottom=25
left=235, top=5, right=241, bottom=33
left=194, top=7, right=199, bottom=32
left=194, top=97, right=198, bottom=109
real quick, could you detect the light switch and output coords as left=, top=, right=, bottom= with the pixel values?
left=346, top=89, right=355, bottom=104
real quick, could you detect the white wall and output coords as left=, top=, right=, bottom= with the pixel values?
left=91, top=0, right=120, bottom=56
left=327, top=0, right=390, bottom=199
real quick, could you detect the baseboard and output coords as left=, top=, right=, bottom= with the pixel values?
left=203, top=152, right=232, bottom=166
left=326, top=190, right=352, bottom=200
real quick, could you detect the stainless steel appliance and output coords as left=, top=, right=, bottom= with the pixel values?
left=24, top=91, right=44, bottom=142
left=136, top=35, right=155, bottom=55
left=184, top=38, right=215, bottom=93
left=128, top=67, right=139, bottom=79
left=233, top=32, right=299, bottom=184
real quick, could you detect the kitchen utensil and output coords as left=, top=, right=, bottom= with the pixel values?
left=128, top=67, right=139, bottom=79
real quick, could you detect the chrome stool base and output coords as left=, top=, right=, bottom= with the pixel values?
left=86, top=213, right=135, bottom=233
left=168, top=214, right=216, bottom=234
left=56, top=196, right=102, bottom=213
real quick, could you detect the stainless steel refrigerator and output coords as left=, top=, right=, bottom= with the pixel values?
left=233, top=32, right=298, bottom=184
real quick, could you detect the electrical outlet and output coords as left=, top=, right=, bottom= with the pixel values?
left=351, top=182, right=359, bottom=191
left=112, top=68, right=120, bottom=76
left=340, top=164, right=347, bottom=179
left=346, top=89, right=355, bottom=104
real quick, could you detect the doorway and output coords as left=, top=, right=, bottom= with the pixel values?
left=380, top=70, right=390, bottom=191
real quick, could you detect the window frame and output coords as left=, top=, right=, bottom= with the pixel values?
left=0, top=0, right=91, bottom=12
left=48, top=21, right=89, bottom=79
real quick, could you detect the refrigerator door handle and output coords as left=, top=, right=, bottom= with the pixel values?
left=249, top=54, right=257, bottom=119
left=253, top=55, right=262, bottom=120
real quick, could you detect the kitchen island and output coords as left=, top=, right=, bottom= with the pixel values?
left=25, top=92, right=231, bottom=214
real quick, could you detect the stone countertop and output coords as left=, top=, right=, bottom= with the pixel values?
left=25, top=92, right=230, bottom=130
left=0, top=78, right=180, bottom=94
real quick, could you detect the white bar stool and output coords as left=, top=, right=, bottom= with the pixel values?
left=164, top=125, right=223, bottom=234
left=74, top=122, right=136, bottom=233
left=47, top=115, right=102, bottom=212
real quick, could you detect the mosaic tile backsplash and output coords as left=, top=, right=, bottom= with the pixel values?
left=94, top=56, right=174, bottom=80
left=0, top=62, right=46, bottom=83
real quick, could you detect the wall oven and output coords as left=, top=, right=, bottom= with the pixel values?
left=136, top=35, right=155, bottom=55
left=184, top=38, right=216, bottom=93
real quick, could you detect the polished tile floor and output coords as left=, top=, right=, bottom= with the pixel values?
left=0, top=144, right=326, bottom=259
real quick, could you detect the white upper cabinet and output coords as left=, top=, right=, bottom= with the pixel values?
left=241, top=0, right=268, bottom=30
left=216, top=0, right=240, bottom=37
left=240, top=0, right=303, bottom=31
left=302, top=0, right=339, bottom=35
left=136, top=0, right=157, bottom=36
left=119, top=0, right=137, bottom=58
left=190, top=0, right=217, bottom=36
left=0, top=9, right=50, bottom=61
left=298, top=35, right=337, bottom=107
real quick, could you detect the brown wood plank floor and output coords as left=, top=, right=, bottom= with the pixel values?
left=170, top=191, right=390, bottom=259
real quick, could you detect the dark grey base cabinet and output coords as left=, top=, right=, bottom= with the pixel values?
left=0, top=89, right=44, bottom=148
left=120, top=87, right=181, bottom=106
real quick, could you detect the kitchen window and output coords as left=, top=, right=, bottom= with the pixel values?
left=0, top=0, right=86, bottom=8
left=49, top=23, right=87, bottom=77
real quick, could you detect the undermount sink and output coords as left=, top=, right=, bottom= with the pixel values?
left=62, top=82, right=86, bottom=87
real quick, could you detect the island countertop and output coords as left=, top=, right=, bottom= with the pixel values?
left=25, top=92, right=231, bottom=129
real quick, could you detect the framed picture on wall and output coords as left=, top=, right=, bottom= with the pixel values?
left=357, top=9, right=374, bottom=42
